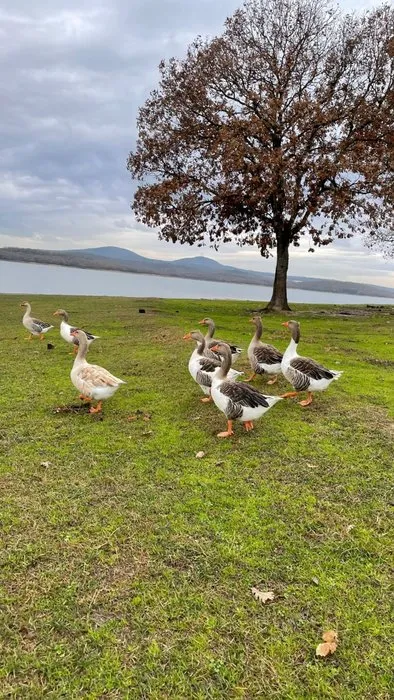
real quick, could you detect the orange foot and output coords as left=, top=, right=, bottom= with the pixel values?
left=217, top=420, right=234, bottom=438
left=200, top=396, right=212, bottom=403
left=244, top=421, right=254, bottom=431
left=280, top=391, right=299, bottom=399
left=244, top=373, right=256, bottom=383
left=89, top=401, right=103, bottom=414
left=267, top=375, right=278, bottom=385
left=79, top=394, right=91, bottom=402
left=299, top=392, right=313, bottom=407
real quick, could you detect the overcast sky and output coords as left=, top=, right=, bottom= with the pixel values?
left=1, top=0, right=393, bottom=287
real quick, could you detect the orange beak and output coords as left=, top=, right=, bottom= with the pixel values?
left=249, top=318, right=254, bottom=323
left=53, top=311, right=58, bottom=316
left=197, top=319, right=205, bottom=325
left=183, top=332, right=192, bottom=340
left=282, top=322, right=289, bottom=327
left=71, top=330, right=78, bottom=337
left=210, top=344, right=220, bottom=352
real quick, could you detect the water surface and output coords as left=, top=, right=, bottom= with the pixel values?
left=1, top=260, right=393, bottom=306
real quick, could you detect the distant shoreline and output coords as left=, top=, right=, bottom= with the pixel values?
left=1, top=247, right=394, bottom=299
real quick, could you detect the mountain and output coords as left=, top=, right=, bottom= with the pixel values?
left=62, top=246, right=150, bottom=263
left=1, top=245, right=394, bottom=299
left=174, top=255, right=227, bottom=269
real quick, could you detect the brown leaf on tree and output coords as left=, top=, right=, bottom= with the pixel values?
left=316, top=630, right=338, bottom=657
left=251, top=587, right=275, bottom=604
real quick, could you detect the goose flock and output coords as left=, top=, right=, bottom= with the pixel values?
left=21, top=302, right=342, bottom=434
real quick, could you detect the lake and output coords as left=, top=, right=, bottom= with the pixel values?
left=1, top=260, right=393, bottom=306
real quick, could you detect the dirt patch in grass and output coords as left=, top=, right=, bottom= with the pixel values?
left=52, top=404, right=91, bottom=414
left=365, top=358, right=394, bottom=368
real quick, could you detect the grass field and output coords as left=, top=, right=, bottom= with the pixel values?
left=1, top=294, right=393, bottom=699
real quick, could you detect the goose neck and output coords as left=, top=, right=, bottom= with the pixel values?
left=217, top=347, right=232, bottom=379
left=253, top=318, right=262, bottom=342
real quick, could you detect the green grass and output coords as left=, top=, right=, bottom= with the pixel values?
left=0, top=294, right=393, bottom=699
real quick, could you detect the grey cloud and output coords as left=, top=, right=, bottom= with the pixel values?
left=0, top=0, right=392, bottom=290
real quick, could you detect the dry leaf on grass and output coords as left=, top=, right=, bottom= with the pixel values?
left=128, top=411, right=152, bottom=422
left=322, top=630, right=338, bottom=643
left=251, top=587, right=275, bottom=604
left=40, top=461, right=52, bottom=468
left=316, top=630, right=338, bottom=657
left=195, top=451, right=205, bottom=459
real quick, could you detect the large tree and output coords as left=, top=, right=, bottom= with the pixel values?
left=128, top=0, right=394, bottom=311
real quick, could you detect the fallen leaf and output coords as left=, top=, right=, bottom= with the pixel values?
left=251, top=587, right=275, bottom=604
left=316, top=641, right=337, bottom=657
left=316, top=630, right=338, bottom=657
left=40, top=461, right=51, bottom=468
left=322, top=630, right=338, bottom=643
left=127, top=415, right=138, bottom=421
left=142, top=430, right=153, bottom=436
left=143, top=414, right=151, bottom=421
left=215, top=460, right=224, bottom=466
left=312, top=577, right=319, bottom=586
left=195, top=451, right=205, bottom=459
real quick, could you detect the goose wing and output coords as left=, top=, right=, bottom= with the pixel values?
left=219, top=381, right=270, bottom=408
left=31, top=317, right=52, bottom=332
left=71, top=327, right=97, bottom=343
left=83, top=329, right=98, bottom=340
left=254, top=344, right=282, bottom=365
left=290, top=356, right=335, bottom=380
left=198, top=357, right=220, bottom=372
left=208, top=339, right=241, bottom=354
left=195, top=357, right=220, bottom=387
left=78, top=364, right=125, bottom=388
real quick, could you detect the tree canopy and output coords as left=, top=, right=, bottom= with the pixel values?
left=128, top=0, right=394, bottom=310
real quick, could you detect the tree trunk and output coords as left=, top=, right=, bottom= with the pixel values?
left=265, top=238, right=291, bottom=312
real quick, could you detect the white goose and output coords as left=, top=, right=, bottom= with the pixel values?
left=53, top=309, right=99, bottom=354
left=246, top=315, right=283, bottom=384
left=183, top=330, right=242, bottom=402
left=198, top=317, right=242, bottom=363
left=210, top=342, right=282, bottom=437
left=20, top=302, right=53, bottom=340
left=70, top=329, right=125, bottom=414
left=281, top=320, right=342, bottom=406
